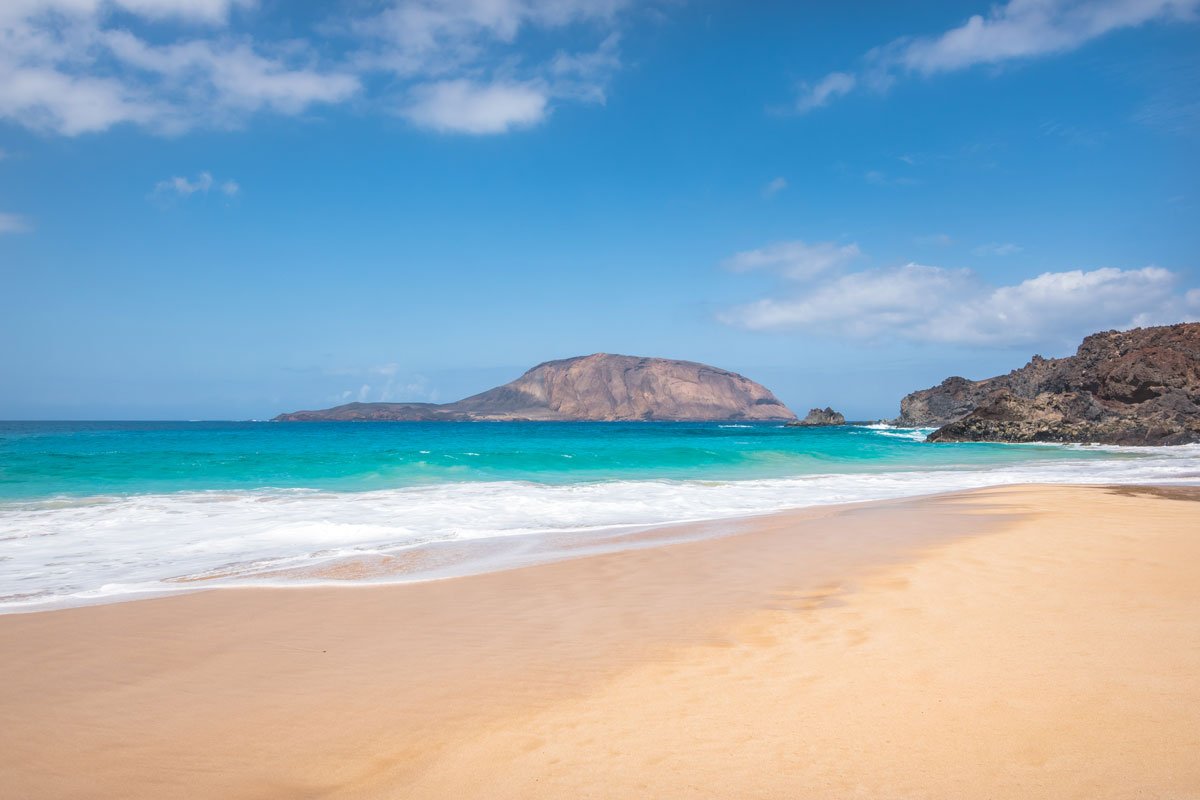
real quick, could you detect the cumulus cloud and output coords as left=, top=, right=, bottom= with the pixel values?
left=721, top=250, right=1199, bottom=347
left=796, top=0, right=1200, bottom=111
left=723, top=240, right=863, bottom=280
left=402, top=79, right=548, bottom=134
left=0, top=0, right=635, bottom=136
left=0, top=212, right=33, bottom=234
left=155, top=171, right=239, bottom=197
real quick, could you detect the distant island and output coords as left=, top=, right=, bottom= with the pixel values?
left=275, top=354, right=797, bottom=422
left=899, top=322, right=1199, bottom=446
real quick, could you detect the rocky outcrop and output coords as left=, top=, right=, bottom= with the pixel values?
left=897, top=376, right=1005, bottom=427
left=922, top=323, right=1200, bottom=446
left=786, top=407, right=846, bottom=427
left=895, top=357, right=1064, bottom=427
left=276, top=354, right=796, bottom=422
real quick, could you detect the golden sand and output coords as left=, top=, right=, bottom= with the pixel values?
left=1, top=485, right=1197, bottom=798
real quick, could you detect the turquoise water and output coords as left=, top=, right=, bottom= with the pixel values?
left=2, top=420, right=1198, bottom=611
left=0, top=420, right=1152, bottom=500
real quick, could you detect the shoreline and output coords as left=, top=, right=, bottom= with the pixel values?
left=2, top=484, right=1198, bottom=798
left=7, top=462, right=1200, bottom=615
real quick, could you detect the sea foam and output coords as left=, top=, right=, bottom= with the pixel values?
left=2, top=440, right=1199, bottom=613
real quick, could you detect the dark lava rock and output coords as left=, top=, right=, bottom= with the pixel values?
left=786, top=407, right=846, bottom=427
left=924, top=323, right=1200, bottom=446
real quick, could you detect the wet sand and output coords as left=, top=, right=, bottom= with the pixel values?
left=1, top=484, right=1197, bottom=798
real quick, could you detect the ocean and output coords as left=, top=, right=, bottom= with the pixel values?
left=2, top=420, right=1198, bottom=612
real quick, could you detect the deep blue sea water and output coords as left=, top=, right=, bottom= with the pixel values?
left=2, top=420, right=1198, bottom=611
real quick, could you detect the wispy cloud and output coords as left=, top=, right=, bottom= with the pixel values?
left=795, top=71, right=855, bottom=112
left=864, top=169, right=917, bottom=187
left=973, top=242, right=1023, bottom=256
left=916, top=233, right=953, bottom=247
left=795, top=0, right=1200, bottom=113
left=0, top=212, right=33, bottom=234
left=723, top=240, right=863, bottom=280
left=762, top=176, right=788, bottom=198
left=155, top=171, right=239, bottom=198
left=1039, top=120, right=1107, bottom=148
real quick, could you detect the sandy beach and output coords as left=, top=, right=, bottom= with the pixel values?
left=1, top=484, right=1198, bottom=799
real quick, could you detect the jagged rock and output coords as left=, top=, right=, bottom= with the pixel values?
left=275, top=354, right=796, bottom=422
left=922, top=323, right=1200, bottom=446
left=895, top=356, right=1063, bottom=427
left=786, top=407, right=846, bottom=427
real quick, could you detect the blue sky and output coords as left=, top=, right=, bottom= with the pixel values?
left=1, top=0, right=1198, bottom=419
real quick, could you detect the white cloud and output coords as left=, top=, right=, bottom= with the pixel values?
left=723, top=240, right=863, bottom=280
left=721, top=254, right=1199, bottom=346
left=402, top=79, right=548, bottom=134
left=0, top=212, right=33, bottom=234
left=931, top=266, right=1192, bottom=344
left=359, top=0, right=628, bottom=73
left=897, top=0, right=1199, bottom=75
left=357, top=0, right=630, bottom=133
left=762, top=176, right=788, bottom=197
left=796, top=71, right=855, bottom=113
left=155, top=170, right=239, bottom=197
left=103, top=33, right=361, bottom=117
left=0, top=0, right=632, bottom=136
left=974, top=242, right=1023, bottom=256
left=797, top=0, right=1200, bottom=111
left=0, top=3, right=359, bottom=135
left=722, top=263, right=976, bottom=338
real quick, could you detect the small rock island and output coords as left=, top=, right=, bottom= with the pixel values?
left=786, top=407, right=846, bottom=427
left=276, top=354, right=797, bottom=423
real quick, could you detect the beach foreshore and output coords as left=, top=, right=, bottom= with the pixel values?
left=1, top=484, right=1197, bottom=799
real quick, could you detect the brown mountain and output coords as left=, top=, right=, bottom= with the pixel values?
left=897, top=323, right=1199, bottom=445
left=275, top=354, right=796, bottom=422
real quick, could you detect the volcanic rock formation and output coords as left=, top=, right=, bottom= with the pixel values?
left=786, top=407, right=846, bottom=427
left=902, top=323, right=1199, bottom=445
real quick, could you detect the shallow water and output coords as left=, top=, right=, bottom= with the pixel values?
left=2, top=420, right=1198, bottom=611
